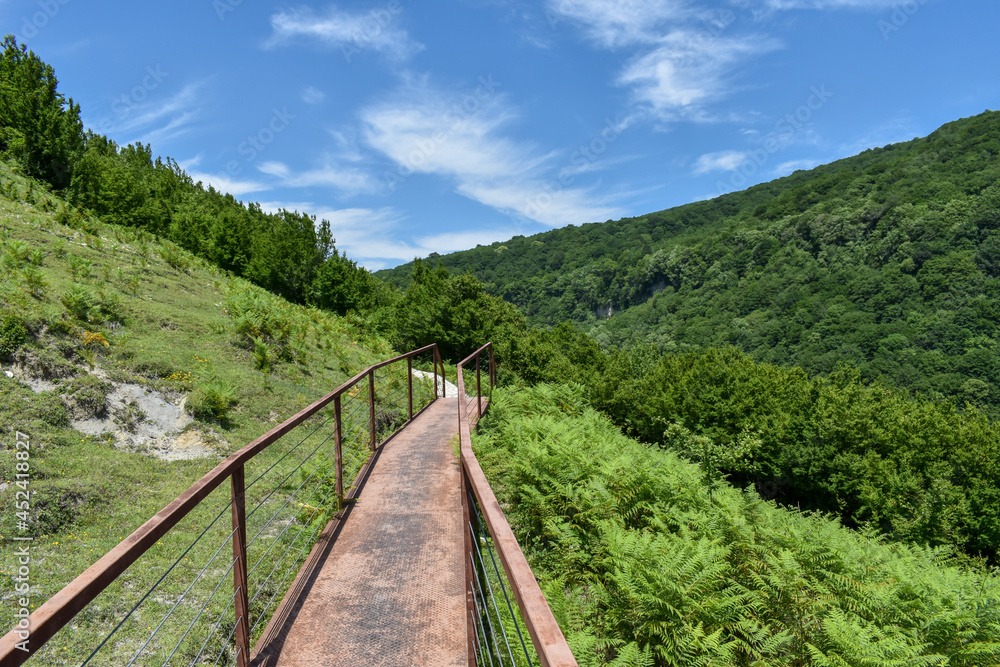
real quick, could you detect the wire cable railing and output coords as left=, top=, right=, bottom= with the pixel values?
left=457, top=343, right=578, bottom=667
left=0, top=345, right=446, bottom=667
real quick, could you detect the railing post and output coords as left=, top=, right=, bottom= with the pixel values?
left=476, top=355, right=482, bottom=422
left=433, top=347, right=440, bottom=399
left=438, top=347, right=446, bottom=398
left=461, top=467, right=478, bottom=667
left=231, top=466, right=251, bottom=667
left=490, top=344, right=496, bottom=391
left=368, top=369, right=377, bottom=452
left=407, top=355, right=414, bottom=420
left=334, top=395, right=344, bottom=510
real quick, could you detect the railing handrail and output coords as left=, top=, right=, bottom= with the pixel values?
left=0, top=344, right=445, bottom=666
left=458, top=343, right=578, bottom=667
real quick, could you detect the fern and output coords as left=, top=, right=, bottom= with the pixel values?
left=473, top=384, right=1000, bottom=667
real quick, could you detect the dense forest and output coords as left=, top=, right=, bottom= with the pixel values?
left=379, top=112, right=1000, bottom=415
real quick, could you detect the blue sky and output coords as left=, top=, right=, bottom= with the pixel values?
left=3, top=0, right=998, bottom=269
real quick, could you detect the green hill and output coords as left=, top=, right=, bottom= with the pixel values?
left=379, top=111, right=1000, bottom=414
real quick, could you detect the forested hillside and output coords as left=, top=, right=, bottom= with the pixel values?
left=379, top=111, right=1000, bottom=414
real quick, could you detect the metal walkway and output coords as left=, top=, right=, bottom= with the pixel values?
left=0, top=344, right=578, bottom=667
left=250, top=398, right=466, bottom=666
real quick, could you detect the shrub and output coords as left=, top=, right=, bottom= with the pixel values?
left=252, top=337, right=272, bottom=373
left=187, top=379, right=237, bottom=427
left=159, top=245, right=189, bottom=272
left=0, top=312, right=28, bottom=358
left=31, top=391, right=70, bottom=427
left=4, top=239, right=30, bottom=263
left=61, top=285, right=95, bottom=321
left=95, top=291, right=126, bottom=324
left=20, top=265, right=47, bottom=298
left=67, top=256, right=92, bottom=280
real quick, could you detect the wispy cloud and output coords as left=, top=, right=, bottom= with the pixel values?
left=138, top=110, right=199, bottom=146
left=619, top=31, right=780, bottom=119
left=186, top=170, right=270, bottom=197
left=361, top=77, right=626, bottom=226
left=762, top=0, right=899, bottom=9
left=548, top=0, right=781, bottom=122
left=297, top=205, right=517, bottom=268
left=549, top=0, right=690, bottom=48
left=91, top=82, right=203, bottom=147
left=774, top=158, right=819, bottom=175
left=283, top=205, right=427, bottom=268
left=549, top=0, right=883, bottom=125
left=301, top=86, right=325, bottom=105
left=256, top=201, right=317, bottom=215
left=257, top=160, right=377, bottom=194
left=694, top=150, right=749, bottom=174
left=267, top=5, right=423, bottom=61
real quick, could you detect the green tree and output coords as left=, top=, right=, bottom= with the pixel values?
left=392, top=260, right=525, bottom=361
left=0, top=35, right=83, bottom=188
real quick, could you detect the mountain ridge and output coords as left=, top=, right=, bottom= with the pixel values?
left=379, top=110, right=1000, bottom=414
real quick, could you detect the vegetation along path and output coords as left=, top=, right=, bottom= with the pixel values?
left=251, top=397, right=466, bottom=666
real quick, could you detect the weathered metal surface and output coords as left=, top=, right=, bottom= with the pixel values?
left=457, top=344, right=579, bottom=667
left=251, top=398, right=467, bottom=666
left=462, top=467, right=479, bottom=667
left=232, top=465, right=251, bottom=667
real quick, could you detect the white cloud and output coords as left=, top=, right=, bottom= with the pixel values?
left=267, top=5, right=423, bottom=61
left=774, top=158, right=819, bottom=175
left=138, top=110, right=199, bottom=146
left=417, top=229, right=513, bottom=254
left=306, top=206, right=426, bottom=267
left=257, top=160, right=377, bottom=194
left=119, top=83, right=201, bottom=131
left=361, top=78, right=626, bottom=226
left=87, top=82, right=203, bottom=147
left=547, top=0, right=690, bottom=47
left=302, top=86, right=325, bottom=105
left=551, top=0, right=878, bottom=125
left=762, top=0, right=899, bottom=9
left=456, top=180, right=623, bottom=228
left=177, top=154, right=203, bottom=172
left=186, top=170, right=270, bottom=197
left=619, top=30, right=781, bottom=119
left=321, top=206, right=517, bottom=267
left=327, top=128, right=366, bottom=162
left=693, top=150, right=749, bottom=174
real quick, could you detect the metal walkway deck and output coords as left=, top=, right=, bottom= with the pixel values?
left=250, top=398, right=466, bottom=666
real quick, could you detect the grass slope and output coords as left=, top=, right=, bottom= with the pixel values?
left=0, top=160, right=396, bottom=661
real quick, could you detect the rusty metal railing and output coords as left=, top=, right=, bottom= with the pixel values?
left=458, top=343, right=578, bottom=667
left=0, top=345, right=445, bottom=667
